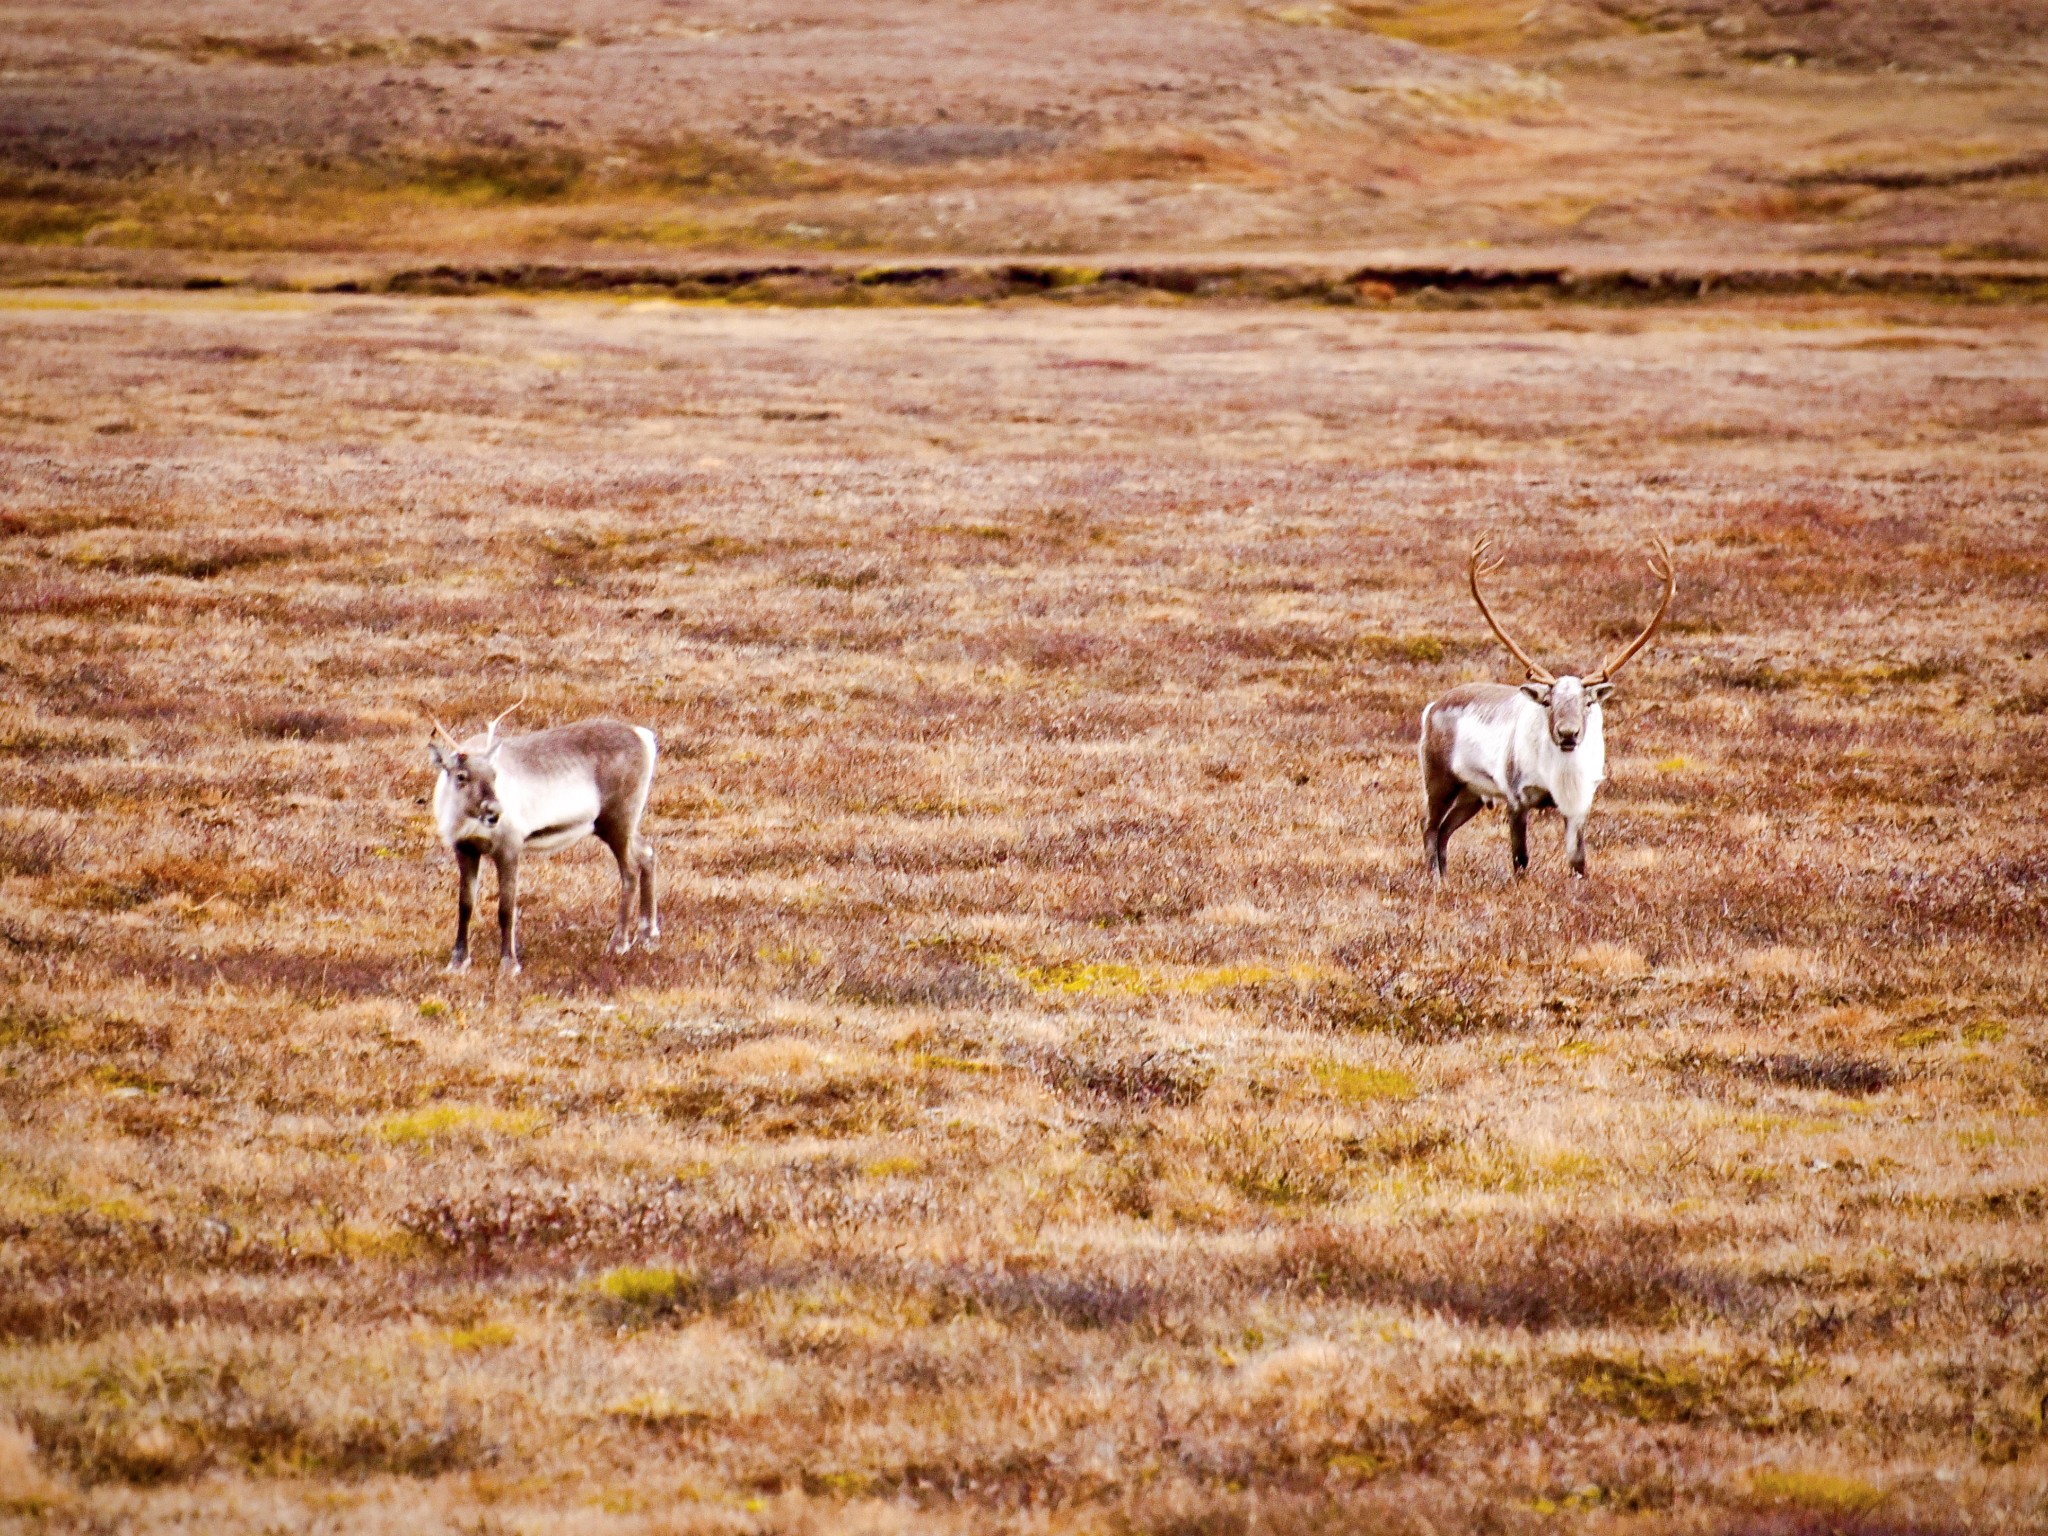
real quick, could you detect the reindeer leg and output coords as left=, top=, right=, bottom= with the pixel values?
left=1424, top=794, right=1449, bottom=878
left=1564, top=816, right=1589, bottom=879
left=1432, top=789, right=1486, bottom=879
left=450, top=845, right=481, bottom=971
left=494, top=850, right=522, bottom=973
left=637, top=838, right=659, bottom=945
left=1423, top=761, right=1464, bottom=879
left=1507, top=809, right=1530, bottom=877
left=603, top=829, right=636, bottom=955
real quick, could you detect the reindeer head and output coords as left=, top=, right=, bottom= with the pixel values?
left=429, top=739, right=504, bottom=834
left=1514, top=675, right=1608, bottom=752
left=1469, top=537, right=1675, bottom=754
left=426, top=695, right=525, bottom=841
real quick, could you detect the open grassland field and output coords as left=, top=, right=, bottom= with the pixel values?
left=4, top=0, right=2048, bottom=274
left=0, top=290, right=2046, bottom=1534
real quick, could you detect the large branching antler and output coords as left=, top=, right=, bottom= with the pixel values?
left=483, top=689, right=529, bottom=753
left=1468, top=537, right=1556, bottom=685
left=1587, top=536, right=1676, bottom=683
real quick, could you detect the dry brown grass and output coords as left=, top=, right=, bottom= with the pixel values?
left=3, top=0, right=2046, bottom=267
left=0, top=288, right=2045, bottom=1533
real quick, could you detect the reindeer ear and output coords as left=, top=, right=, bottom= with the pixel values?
left=428, top=742, right=448, bottom=772
left=1586, top=681, right=1615, bottom=704
left=1520, top=680, right=1553, bottom=705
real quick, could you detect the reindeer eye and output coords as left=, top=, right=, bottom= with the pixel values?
left=454, top=771, right=468, bottom=785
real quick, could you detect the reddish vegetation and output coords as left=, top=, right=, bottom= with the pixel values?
left=0, top=289, right=2043, bottom=1531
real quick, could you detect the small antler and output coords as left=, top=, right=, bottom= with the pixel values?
left=427, top=714, right=461, bottom=752
left=1587, top=536, right=1676, bottom=684
left=1468, top=537, right=1556, bottom=685
left=484, top=689, right=528, bottom=752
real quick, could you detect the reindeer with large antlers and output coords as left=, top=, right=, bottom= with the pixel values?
left=1419, top=537, right=1675, bottom=879
left=427, top=696, right=660, bottom=972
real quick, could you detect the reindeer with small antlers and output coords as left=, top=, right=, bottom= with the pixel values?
left=1420, top=537, right=1675, bottom=880
left=428, top=696, right=660, bottom=972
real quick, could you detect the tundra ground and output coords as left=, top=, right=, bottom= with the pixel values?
left=4, top=0, right=2047, bottom=269
left=0, top=291, right=2045, bottom=1534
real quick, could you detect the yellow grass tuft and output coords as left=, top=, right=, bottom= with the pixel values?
left=1010, top=959, right=1284, bottom=996
left=597, top=1266, right=689, bottom=1308
left=443, top=1322, right=517, bottom=1351
left=1011, top=959, right=1151, bottom=995
left=1749, top=1468, right=1887, bottom=1513
left=376, top=1105, right=543, bottom=1145
left=1315, top=1063, right=1419, bottom=1103
left=861, top=1155, right=923, bottom=1179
